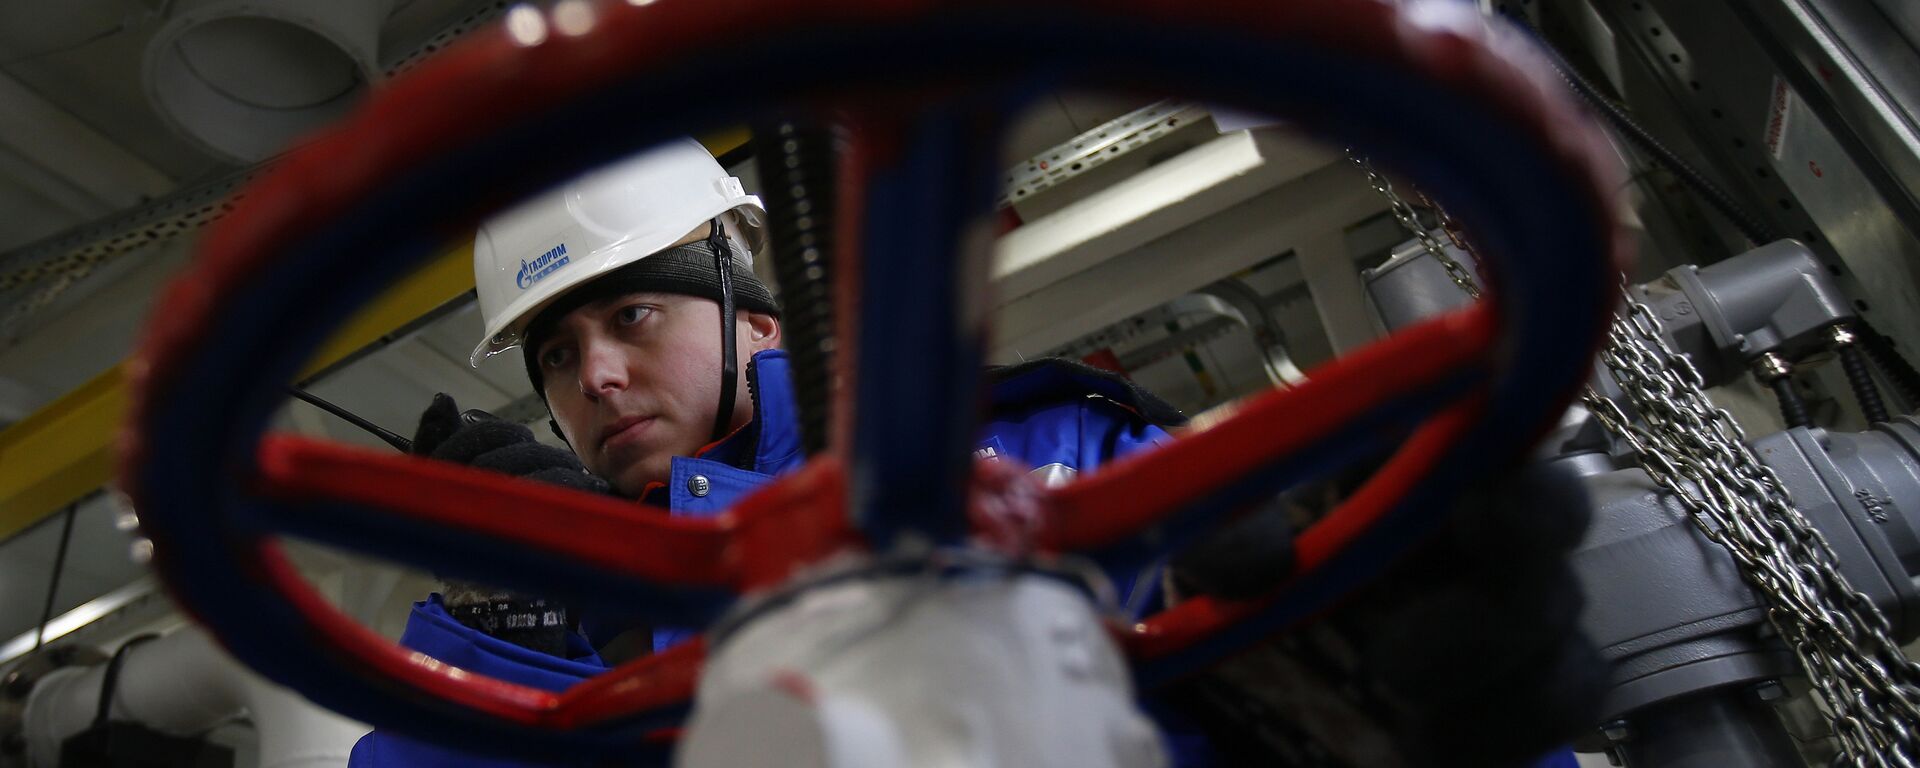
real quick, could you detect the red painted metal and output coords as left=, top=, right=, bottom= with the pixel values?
left=1040, top=307, right=1494, bottom=552
left=116, top=0, right=1626, bottom=744
left=257, top=436, right=857, bottom=594
left=256, top=437, right=739, bottom=586
left=1114, top=398, right=1484, bottom=659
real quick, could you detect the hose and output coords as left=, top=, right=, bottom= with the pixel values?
left=1838, top=342, right=1891, bottom=424
left=1768, top=377, right=1812, bottom=429
left=752, top=121, right=838, bottom=456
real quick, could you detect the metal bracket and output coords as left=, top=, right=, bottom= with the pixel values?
left=997, top=101, right=1210, bottom=207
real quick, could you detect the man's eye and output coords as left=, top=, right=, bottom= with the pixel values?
left=540, top=346, right=573, bottom=369
left=615, top=305, right=653, bottom=326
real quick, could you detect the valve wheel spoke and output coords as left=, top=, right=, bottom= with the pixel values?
left=119, top=0, right=1627, bottom=756
left=255, top=436, right=737, bottom=590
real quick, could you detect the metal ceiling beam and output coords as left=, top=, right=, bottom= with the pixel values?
left=0, top=243, right=472, bottom=543
left=0, top=72, right=174, bottom=217
left=993, top=128, right=1333, bottom=308
left=0, top=1, right=521, bottom=344
left=993, top=158, right=1382, bottom=359
left=0, top=131, right=748, bottom=545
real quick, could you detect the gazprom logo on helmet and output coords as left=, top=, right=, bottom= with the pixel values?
left=515, top=243, right=570, bottom=290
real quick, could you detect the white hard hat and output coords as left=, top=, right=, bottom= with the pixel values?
left=469, top=137, right=766, bottom=366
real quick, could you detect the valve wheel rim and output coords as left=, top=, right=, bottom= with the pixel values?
left=120, top=0, right=1626, bottom=758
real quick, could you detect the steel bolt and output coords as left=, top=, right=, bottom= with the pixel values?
left=1753, top=351, right=1794, bottom=382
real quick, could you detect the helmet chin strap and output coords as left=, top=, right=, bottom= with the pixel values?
left=708, top=218, right=740, bottom=443
left=541, top=219, right=742, bottom=449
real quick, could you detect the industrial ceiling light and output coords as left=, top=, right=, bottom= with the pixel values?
left=144, top=0, right=392, bottom=164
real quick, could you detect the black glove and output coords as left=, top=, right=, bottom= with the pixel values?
left=1157, top=460, right=1604, bottom=767
left=1168, top=497, right=1298, bottom=602
left=412, top=392, right=609, bottom=495
left=1358, top=459, right=1605, bottom=766
left=413, top=393, right=610, bottom=657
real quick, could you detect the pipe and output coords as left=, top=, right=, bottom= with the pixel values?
left=21, top=627, right=367, bottom=768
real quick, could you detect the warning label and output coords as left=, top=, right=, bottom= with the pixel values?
left=1764, top=77, right=1795, bottom=161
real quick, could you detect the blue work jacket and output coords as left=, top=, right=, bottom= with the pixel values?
left=350, top=351, right=1580, bottom=767
left=346, top=594, right=608, bottom=767
left=350, top=350, right=1174, bottom=766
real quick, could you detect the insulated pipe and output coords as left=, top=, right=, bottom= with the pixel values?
left=21, top=627, right=367, bottom=768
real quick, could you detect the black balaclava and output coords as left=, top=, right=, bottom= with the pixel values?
left=520, top=220, right=780, bottom=444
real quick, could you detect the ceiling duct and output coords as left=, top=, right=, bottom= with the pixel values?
left=143, top=0, right=393, bottom=164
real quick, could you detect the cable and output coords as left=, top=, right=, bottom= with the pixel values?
left=31, top=503, right=78, bottom=656
left=286, top=387, right=413, bottom=452
left=1504, top=13, right=1784, bottom=246
left=1768, top=377, right=1812, bottom=429
left=93, top=634, right=161, bottom=729
left=1833, top=326, right=1891, bottom=424
left=1840, top=344, right=1890, bottom=423
left=1752, top=353, right=1813, bottom=428
left=1856, top=320, right=1920, bottom=413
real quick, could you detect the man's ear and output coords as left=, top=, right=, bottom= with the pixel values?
left=745, top=312, right=782, bottom=350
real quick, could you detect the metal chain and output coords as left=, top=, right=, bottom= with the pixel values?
left=1344, top=151, right=1480, bottom=300
left=1350, top=154, right=1920, bottom=766
left=1411, top=188, right=1476, bottom=256
left=1582, top=301, right=1920, bottom=768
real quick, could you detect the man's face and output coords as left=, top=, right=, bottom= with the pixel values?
left=534, top=292, right=780, bottom=496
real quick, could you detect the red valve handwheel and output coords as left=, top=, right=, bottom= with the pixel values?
left=120, top=0, right=1626, bottom=759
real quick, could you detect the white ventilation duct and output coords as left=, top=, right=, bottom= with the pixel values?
left=22, top=626, right=368, bottom=768
left=143, top=0, right=394, bottom=164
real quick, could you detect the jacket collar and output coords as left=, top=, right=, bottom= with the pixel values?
left=644, top=349, right=806, bottom=510
left=698, top=348, right=804, bottom=475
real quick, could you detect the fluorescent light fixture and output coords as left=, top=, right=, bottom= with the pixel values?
left=0, top=577, right=161, bottom=665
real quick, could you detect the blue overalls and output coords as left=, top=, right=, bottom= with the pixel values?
left=351, top=351, right=1580, bottom=767
left=350, top=351, right=1174, bottom=766
left=346, top=593, right=610, bottom=766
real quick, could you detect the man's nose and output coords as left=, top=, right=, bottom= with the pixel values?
left=577, top=338, right=629, bottom=399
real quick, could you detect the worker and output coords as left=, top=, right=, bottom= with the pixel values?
left=346, top=137, right=1187, bottom=766
left=347, top=137, right=1598, bottom=767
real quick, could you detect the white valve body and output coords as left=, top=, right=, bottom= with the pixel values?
left=676, top=568, right=1168, bottom=768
